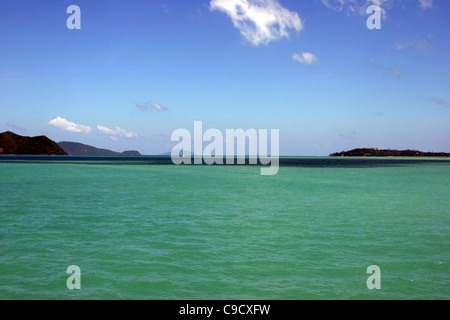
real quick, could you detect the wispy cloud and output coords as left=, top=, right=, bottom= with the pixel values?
left=339, top=131, right=358, bottom=140
left=149, top=102, right=168, bottom=111
left=320, top=0, right=392, bottom=17
left=418, top=0, right=434, bottom=9
left=370, top=57, right=402, bottom=79
left=160, top=4, right=169, bottom=13
left=137, top=103, right=148, bottom=112
left=0, top=77, right=27, bottom=82
left=394, top=34, right=433, bottom=51
left=7, top=122, right=26, bottom=132
left=311, top=141, right=333, bottom=150
left=383, top=67, right=402, bottom=79
left=210, top=0, right=303, bottom=46
left=48, top=116, right=92, bottom=134
left=97, top=125, right=138, bottom=140
left=321, top=0, right=361, bottom=13
left=137, top=101, right=168, bottom=112
left=431, top=97, right=449, bottom=109
left=292, top=52, right=318, bottom=66
left=320, top=0, right=435, bottom=16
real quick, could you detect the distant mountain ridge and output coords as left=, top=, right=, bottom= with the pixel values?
left=0, top=131, right=67, bottom=155
left=58, top=141, right=141, bottom=156
left=330, top=148, right=450, bottom=157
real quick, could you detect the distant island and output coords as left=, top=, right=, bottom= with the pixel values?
left=330, top=148, right=450, bottom=157
left=0, top=131, right=67, bottom=155
left=0, top=131, right=141, bottom=156
left=58, top=141, right=141, bottom=156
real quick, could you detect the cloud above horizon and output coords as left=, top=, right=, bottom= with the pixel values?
left=97, top=125, right=138, bottom=140
left=210, top=0, right=303, bottom=46
left=292, top=52, right=318, bottom=66
left=7, top=122, right=26, bottom=132
left=137, top=101, right=168, bottom=112
left=48, top=116, right=92, bottom=134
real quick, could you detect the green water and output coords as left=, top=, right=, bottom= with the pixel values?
left=0, top=159, right=449, bottom=299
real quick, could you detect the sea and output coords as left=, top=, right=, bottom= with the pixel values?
left=0, top=156, right=449, bottom=300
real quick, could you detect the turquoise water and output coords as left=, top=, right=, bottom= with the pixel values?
left=0, top=158, right=449, bottom=299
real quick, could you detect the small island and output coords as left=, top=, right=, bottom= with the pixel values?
left=330, top=148, right=450, bottom=157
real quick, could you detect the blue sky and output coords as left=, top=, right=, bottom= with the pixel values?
left=0, top=0, right=449, bottom=155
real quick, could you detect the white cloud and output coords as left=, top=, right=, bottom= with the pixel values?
left=97, top=125, right=138, bottom=139
left=48, top=116, right=92, bottom=134
left=210, top=0, right=303, bottom=46
left=292, top=52, right=318, bottom=66
left=418, top=0, right=433, bottom=9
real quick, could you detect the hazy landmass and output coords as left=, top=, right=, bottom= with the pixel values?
left=58, top=141, right=141, bottom=156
